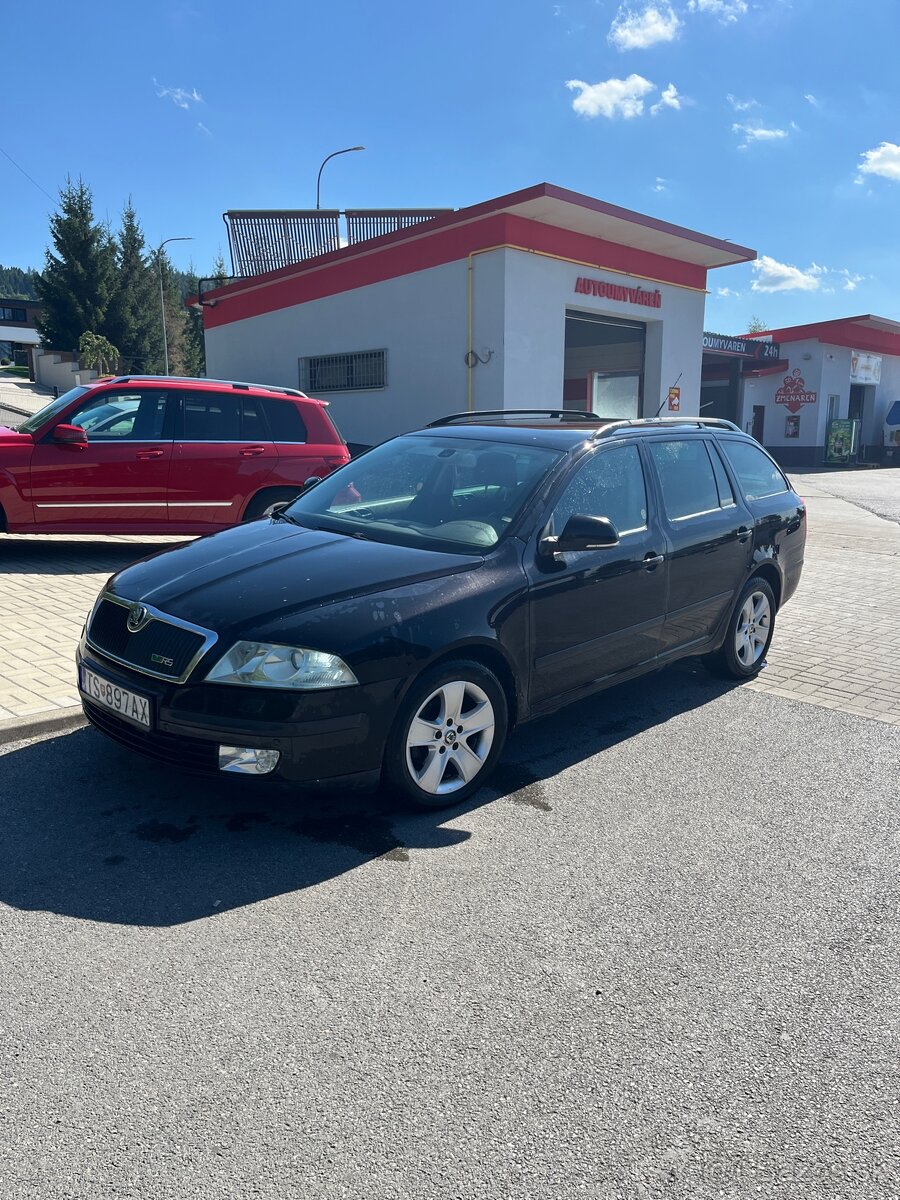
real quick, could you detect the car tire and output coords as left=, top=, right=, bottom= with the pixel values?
left=242, top=488, right=304, bottom=522
left=383, top=659, right=509, bottom=810
left=703, top=576, right=777, bottom=680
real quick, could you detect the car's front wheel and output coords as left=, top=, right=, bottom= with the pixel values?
left=384, top=660, right=508, bottom=809
left=703, top=576, right=776, bottom=680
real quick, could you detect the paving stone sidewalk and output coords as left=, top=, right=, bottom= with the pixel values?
left=747, top=472, right=900, bottom=726
left=0, top=472, right=897, bottom=729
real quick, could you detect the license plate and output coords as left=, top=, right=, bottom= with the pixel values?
left=80, top=666, right=152, bottom=728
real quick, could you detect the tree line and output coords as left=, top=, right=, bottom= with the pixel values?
left=16, top=178, right=227, bottom=376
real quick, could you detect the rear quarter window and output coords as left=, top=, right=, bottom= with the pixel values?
left=264, top=399, right=307, bottom=442
left=720, top=439, right=789, bottom=500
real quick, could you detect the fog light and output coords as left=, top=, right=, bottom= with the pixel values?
left=218, top=745, right=281, bottom=775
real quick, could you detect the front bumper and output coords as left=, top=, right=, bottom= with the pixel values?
left=76, top=641, right=398, bottom=789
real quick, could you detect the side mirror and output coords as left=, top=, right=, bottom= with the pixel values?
left=540, top=514, right=620, bottom=556
left=52, top=423, right=88, bottom=446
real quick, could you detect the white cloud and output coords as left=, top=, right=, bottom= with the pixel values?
left=688, top=0, right=748, bottom=21
left=733, top=122, right=789, bottom=149
left=804, top=93, right=819, bottom=107
left=716, top=286, right=740, bottom=298
left=726, top=94, right=758, bottom=112
left=840, top=269, right=865, bottom=292
left=650, top=82, right=683, bottom=115
left=653, top=176, right=667, bottom=192
left=856, top=141, right=900, bottom=183
left=751, top=255, right=826, bottom=293
left=153, top=78, right=203, bottom=109
left=566, top=74, right=656, bottom=119
left=609, top=4, right=681, bottom=51
left=197, top=121, right=212, bottom=135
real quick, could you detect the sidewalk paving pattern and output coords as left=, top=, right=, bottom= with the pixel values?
left=0, top=470, right=897, bottom=727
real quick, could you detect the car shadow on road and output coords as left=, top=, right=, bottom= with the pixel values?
left=0, top=663, right=735, bottom=927
left=1, top=537, right=187, bottom=576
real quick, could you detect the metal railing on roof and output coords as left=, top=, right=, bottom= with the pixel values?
left=345, top=209, right=451, bottom=245
left=222, top=208, right=452, bottom=277
left=224, top=210, right=341, bottom=277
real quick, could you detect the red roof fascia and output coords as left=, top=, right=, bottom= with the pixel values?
left=745, top=317, right=900, bottom=356
left=203, top=212, right=709, bottom=330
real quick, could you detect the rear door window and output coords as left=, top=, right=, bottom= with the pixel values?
left=263, top=399, right=308, bottom=442
left=649, top=439, right=720, bottom=520
left=179, top=392, right=241, bottom=441
left=240, top=396, right=270, bottom=441
left=720, top=440, right=789, bottom=500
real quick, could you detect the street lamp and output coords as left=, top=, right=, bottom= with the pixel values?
left=315, top=146, right=365, bottom=210
left=157, top=236, right=193, bottom=375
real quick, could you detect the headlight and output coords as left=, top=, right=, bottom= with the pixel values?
left=205, top=641, right=358, bottom=689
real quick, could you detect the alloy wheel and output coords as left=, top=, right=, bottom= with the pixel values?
left=735, top=589, right=771, bottom=668
left=405, top=680, right=496, bottom=795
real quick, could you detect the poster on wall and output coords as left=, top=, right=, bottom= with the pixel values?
left=667, top=387, right=681, bottom=411
left=825, top=419, right=860, bottom=465
left=775, top=369, right=817, bottom=414
left=850, top=351, right=882, bottom=384
left=784, top=414, right=800, bottom=438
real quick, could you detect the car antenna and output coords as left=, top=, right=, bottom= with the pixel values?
left=655, top=372, right=683, bottom=418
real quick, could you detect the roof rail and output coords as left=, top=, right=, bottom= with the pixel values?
left=111, top=375, right=307, bottom=398
left=592, top=416, right=742, bottom=438
left=427, top=408, right=606, bottom=427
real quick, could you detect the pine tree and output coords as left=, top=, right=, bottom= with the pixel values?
left=106, top=200, right=163, bottom=374
left=181, top=253, right=229, bottom=377
left=158, top=248, right=188, bottom=375
left=35, top=178, right=115, bottom=351
left=182, top=267, right=205, bottom=377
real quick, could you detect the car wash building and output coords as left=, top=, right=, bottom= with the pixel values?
left=199, top=184, right=756, bottom=448
left=707, top=315, right=900, bottom=468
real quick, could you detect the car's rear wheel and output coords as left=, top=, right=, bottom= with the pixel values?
left=242, top=488, right=305, bottom=522
left=384, top=660, right=508, bottom=809
left=703, top=576, right=776, bottom=680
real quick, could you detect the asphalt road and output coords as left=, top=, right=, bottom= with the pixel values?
left=794, top=467, right=900, bottom=525
left=1, top=664, right=897, bottom=1199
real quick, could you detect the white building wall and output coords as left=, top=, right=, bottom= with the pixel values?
left=500, top=250, right=706, bottom=417
left=206, top=246, right=708, bottom=445
left=741, top=340, right=900, bottom=464
left=205, top=259, right=476, bottom=447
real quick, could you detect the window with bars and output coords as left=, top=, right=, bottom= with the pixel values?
left=300, top=349, right=386, bottom=393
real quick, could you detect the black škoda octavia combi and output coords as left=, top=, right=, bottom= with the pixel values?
left=77, top=412, right=806, bottom=808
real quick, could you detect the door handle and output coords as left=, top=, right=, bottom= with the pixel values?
left=136, top=449, right=165, bottom=459
left=239, top=445, right=266, bottom=457
left=643, top=552, right=665, bottom=569
left=736, top=526, right=753, bottom=543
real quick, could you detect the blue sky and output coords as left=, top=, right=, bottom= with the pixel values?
left=4, top=0, right=900, bottom=334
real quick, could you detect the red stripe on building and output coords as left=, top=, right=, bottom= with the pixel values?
left=203, top=213, right=709, bottom=330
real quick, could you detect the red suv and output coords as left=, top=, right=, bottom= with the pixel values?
left=0, top=376, right=350, bottom=534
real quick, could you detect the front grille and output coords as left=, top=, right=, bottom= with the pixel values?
left=83, top=700, right=219, bottom=775
left=87, top=597, right=212, bottom=682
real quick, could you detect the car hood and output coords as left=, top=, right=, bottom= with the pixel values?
left=108, top=518, right=483, bottom=635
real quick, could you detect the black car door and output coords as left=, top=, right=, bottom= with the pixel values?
left=526, top=440, right=668, bottom=708
left=646, top=436, right=754, bottom=657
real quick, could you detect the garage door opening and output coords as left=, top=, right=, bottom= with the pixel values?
left=563, top=311, right=645, bottom=418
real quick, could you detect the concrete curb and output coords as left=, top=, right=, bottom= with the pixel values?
left=0, top=707, right=88, bottom=747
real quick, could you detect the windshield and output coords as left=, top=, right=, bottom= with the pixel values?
left=285, top=435, right=563, bottom=553
left=16, top=386, right=91, bottom=434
